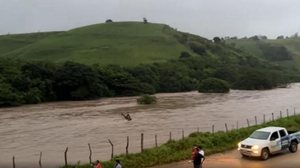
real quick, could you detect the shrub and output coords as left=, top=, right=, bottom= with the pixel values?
left=188, top=42, right=206, bottom=55
left=137, top=94, right=157, bottom=104
left=179, top=51, right=191, bottom=58
left=198, top=78, right=230, bottom=93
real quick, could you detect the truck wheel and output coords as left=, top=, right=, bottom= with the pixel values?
left=241, top=154, right=248, bottom=158
left=261, top=148, right=269, bottom=160
left=289, top=141, right=298, bottom=153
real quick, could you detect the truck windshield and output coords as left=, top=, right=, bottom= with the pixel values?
left=250, top=131, right=270, bottom=140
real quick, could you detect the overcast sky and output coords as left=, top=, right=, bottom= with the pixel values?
left=0, top=0, right=299, bottom=39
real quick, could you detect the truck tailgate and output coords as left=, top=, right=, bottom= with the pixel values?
left=290, top=131, right=300, bottom=141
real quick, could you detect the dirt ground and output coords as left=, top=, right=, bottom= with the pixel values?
left=150, top=147, right=300, bottom=168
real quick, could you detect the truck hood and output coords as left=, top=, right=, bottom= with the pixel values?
left=241, top=138, right=267, bottom=146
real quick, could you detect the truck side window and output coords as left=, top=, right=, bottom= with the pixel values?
left=279, top=130, right=286, bottom=137
left=270, top=132, right=279, bottom=141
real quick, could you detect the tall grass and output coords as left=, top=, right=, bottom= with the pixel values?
left=63, top=115, right=300, bottom=168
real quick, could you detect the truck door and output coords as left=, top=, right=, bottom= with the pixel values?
left=279, top=129, right=289, bottom=150
left=269, top=131, right=281, bottom=153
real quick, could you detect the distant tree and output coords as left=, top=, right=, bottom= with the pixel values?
left=143, top=17, right=148, bottom=24
left=105, top=19, right=113, bottom=23
left=213, top=37, right=221, bottom=43
left=277, top=35, right=284, bottom=39
left=249, top=35, right=260, bottom=41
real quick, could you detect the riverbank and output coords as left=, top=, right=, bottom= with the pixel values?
left=64, top=115, right=300, bottom=168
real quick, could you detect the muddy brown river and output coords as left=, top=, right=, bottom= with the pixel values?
left=1, top=84, right=300, bottom=167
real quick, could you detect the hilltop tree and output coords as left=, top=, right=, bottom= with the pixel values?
left=105, top=19, right=113, bottom=23
left=143, top=17, right=148, bottom=24
left=213, top=37, right=221, bottom=43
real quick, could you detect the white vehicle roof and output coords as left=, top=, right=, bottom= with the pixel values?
left=256, top=126, right=285, bottom=132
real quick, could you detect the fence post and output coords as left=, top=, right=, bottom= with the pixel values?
left=287, top=109, right=289, bottom=118
left=12, top=156, right=16, bottom=168
left=197, top=127, right=199, bottom=133
left=280, top=111, right=282, bottom=119
left=263, top=114, right=266, bottom=123
left=141, top=133, right=144, bottom=152
left=182, top=129, right=184, bottom=140
left=39, top=152, right=42, bottom=168
left=272, top=113, right=274, bottom=121
left=108, top=139, right=114, bottom=159
left=126, top=136, right=129, bottom=155
left=212, top=125, right=215, bottom=134
left=255, top=116, right=257, bottom=125
left=247, top=119, right=250, bottom=127
left=236, top=121, right=239, bottom=129
left=169, top=132, right=172, bottom=141
left=88, top=143, right=92, bottom=164
left=294, top=107, right=296, bottom=116
left=64, top=147, right=68, bottom=167
left=225, top=123, right=228, bottom=132
left=155, top=134, right=158, bottom=147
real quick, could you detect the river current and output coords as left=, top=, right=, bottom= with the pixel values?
left=1, top=84, right=300, bottom=167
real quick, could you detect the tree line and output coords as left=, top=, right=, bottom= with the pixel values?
left=0, top=51, right=298, bottom=107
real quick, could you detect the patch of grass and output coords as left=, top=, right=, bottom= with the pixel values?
left=62, top=115, right=300, bottom=168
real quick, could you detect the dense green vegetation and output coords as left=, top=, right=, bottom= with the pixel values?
left=0, top=49, right=297, bottom=106
left=137, top=94, right=157, bottom=104
left=226, top=36, right=300, bottom=67
left=62, top=115, right=300, bottom=168
left=198, top=78, right=230, bottom=93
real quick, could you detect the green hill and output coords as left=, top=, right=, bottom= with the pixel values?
left=0, top=22, right=198, bottom=66
left=226, top=37, right=300, bottom=69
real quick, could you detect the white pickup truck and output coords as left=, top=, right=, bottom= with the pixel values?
left=238, top=126, right=300, bottom=160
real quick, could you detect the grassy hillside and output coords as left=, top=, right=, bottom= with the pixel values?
left=226, top=37, right=300, bottom=69
left=0, top=22, right=197, bottom=66
left=0, top=32, right=61, bottom=55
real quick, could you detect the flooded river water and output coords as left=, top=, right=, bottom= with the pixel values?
left=1, top=84, right=300, bottom=167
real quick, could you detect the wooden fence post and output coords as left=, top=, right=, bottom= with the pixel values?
left=280, top=111, right=282, bottom=119
left=182, top=129, right=184, bottom=140
left=141, top=133, right=144, bottom=152
left=126, top=136, right=129, bottom=155
left=169, top=132, right=172, bottom=141
left=13, top=156, right=16, bottom=168
left=255, top=116, right=257, bottom=125
left=197, top=127, right=199, bottom=133
left=272, top=113, right=274, bottom=121
left=212, top=125, right=215, bottom=134
left=225, top=123, right=228, bottom=132
left=155, top=134, right=158, bottom=147
left=263, top=114, right=266, bottom=123
left=236, top=121, right=239, bottom=129
left=108, top=139, right=114, bottom=159
left=39, top=152, right=42, bottom=168
left=64, top=147, right=68, bottom=167
left=247, top=119, right=250, bottom=127
left=294, top=107, right=296, bottom=116
left=287, top=109, right=289, bottom=118
left=88, top=143, right=92, bottom=164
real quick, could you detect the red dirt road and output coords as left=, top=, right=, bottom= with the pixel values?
left=150, top=147, right=300, bottom=168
